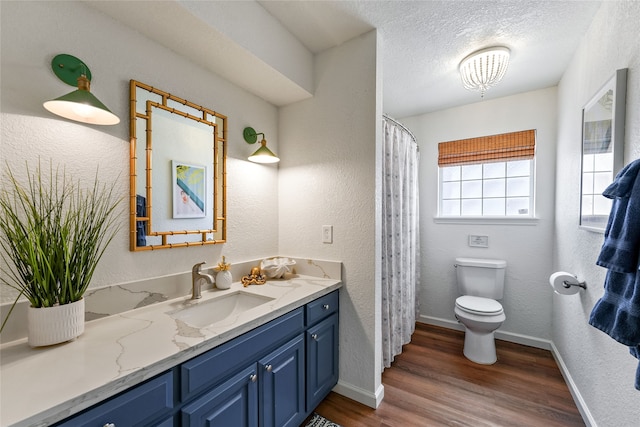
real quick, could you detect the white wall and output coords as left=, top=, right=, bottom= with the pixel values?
left=278, top=31, right=383, bottom=407
left=0, top=1, right=280, bottom=303
left=402, top=87, right=558, bottom=343
left=554, top=2, right=640, bottom=425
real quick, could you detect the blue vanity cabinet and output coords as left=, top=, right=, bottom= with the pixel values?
left=50, top=290, right=339, bottom=427
left=180, top=291, right=339, bottom=427
left=181, top=364, right=259, bottom=427
left=179, top=308, right=305, bottom=427
left=259, top=334, right=306, bottom=427
left=305, top=290, right=340, bottom=412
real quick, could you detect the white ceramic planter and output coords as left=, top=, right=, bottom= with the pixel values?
left=216, top=270, right=232, bottom=290
left=27, top=299, right=85, bottom=347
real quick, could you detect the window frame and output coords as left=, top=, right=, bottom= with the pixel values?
left=436, top=130, right=537, bottom=221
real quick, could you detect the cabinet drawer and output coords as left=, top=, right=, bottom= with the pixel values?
left=54, top=371, right=174, bottom=427
left=181, top=307, right=304, bottom=401
left=306, top=291, right=339, bottom=326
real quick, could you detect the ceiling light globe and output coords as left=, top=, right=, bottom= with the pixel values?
left=459, top=46, right=510, bottom=97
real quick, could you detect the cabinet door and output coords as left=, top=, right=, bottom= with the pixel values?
left=306, top=313, right=339, bottom=411
left=181, top=364, right=258, bottom=427
left=259, top=334, right=305, bottom=427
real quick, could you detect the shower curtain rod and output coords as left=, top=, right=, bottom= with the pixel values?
left=383, top=114, right=417, bottom=145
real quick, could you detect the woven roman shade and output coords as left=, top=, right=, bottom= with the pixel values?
left=438, top=129, right=536, bottom=166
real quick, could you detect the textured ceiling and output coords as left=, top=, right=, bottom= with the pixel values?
left=260, top=0, right=602, bottom=117
left=89, top=1, right=602, bottom=118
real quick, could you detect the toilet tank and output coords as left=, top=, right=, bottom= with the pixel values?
left=455, top=258, right=507, bottom=299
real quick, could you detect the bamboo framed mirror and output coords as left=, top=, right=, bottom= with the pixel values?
left=129, top=80, right=226, bottom=251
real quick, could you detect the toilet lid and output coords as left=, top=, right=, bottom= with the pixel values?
left=456, top=295, right=503, bottom=315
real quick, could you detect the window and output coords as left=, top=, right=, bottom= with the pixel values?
left=438, top=130, right=536, bottom=217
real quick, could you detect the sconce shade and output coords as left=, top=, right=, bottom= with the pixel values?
left=249, top=139, right=280, bottom=163
left=43, top=54, right=120, bottom=125
left=459, top=46, right=510, bottom=97
left=243, top=126, right=280, bottom=164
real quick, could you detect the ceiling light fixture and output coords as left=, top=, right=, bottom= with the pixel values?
left=243, top=127, right=280, bottom=164
left=459, top=46, right=510, bottom=98
left=43, top=54, right=120, bottom=125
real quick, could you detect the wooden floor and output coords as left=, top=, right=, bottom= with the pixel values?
left=311, top=323, right=584, bottom=427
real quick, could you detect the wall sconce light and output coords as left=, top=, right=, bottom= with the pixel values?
left=43, top=54, right=120, bottom=125
left=243, top=127, right=280, bottom=164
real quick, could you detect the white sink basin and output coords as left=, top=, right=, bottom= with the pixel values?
left=171, top=291, right=274, bottom=328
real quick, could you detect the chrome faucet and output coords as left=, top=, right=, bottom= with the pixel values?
left=192, top=262, right=215, bottom=299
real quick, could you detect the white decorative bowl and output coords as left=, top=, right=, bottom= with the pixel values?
left=260, top=258, right=296, bottom=279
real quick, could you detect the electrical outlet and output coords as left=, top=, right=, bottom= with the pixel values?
left=322, top=225, right=333, bottom=244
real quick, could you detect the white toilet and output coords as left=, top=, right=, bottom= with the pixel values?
left=454, top=257, right=506, bottom=365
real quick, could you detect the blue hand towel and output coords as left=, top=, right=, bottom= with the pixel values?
left=589, top=270, right=640, bottom=346
left=589, top=158, right=640, bottom=390
left=596, top=159, right=640, bottom=273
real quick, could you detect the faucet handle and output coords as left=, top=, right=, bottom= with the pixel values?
left=192, top=262, right=206, bottom=273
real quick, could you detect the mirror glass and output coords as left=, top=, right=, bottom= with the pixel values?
left=579, top=69, right=626, bottom=232
left=130, top=80, right=226, bottom=250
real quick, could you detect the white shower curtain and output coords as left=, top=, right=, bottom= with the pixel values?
left=381, top=115, right=420, bottom=369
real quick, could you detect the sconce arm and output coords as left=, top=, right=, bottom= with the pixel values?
left=243, top=127, right=264, bottom=144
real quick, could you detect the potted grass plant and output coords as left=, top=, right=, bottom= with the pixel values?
left=0, top=161, right=121, bottom=346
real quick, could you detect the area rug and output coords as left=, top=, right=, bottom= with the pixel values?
left=304, top=412, right=343, bottom=427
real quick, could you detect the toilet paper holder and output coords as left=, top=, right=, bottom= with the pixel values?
left=562, top=279, right=587, bottom=290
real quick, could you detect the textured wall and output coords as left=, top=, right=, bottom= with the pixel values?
left=402, top=87, right=558, bottom=342
left=553, top=2, right=640, bottom=425
left=278, top=31, right=382, bottom=405
left=0, top=1, right=280, bottom=304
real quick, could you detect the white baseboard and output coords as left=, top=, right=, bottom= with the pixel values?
left=418, top=314, right=595, bottom=426
left=418, top=314, right=465, bottom=332
left=549, top=341, right=597, bottom=427
left=418, top=314, right=552, bottom=350
left=494, top=330, right=552, bottom=350
left=332, top=380, right=384, bottom=409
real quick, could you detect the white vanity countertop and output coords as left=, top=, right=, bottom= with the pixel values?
left=0, top=276, right=341, bottom=427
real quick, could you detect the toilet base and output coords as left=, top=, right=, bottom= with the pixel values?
left=463, top=329, right=497, bottom=365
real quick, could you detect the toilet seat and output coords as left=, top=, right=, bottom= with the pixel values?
left=455, top=295, right=503, bottom=315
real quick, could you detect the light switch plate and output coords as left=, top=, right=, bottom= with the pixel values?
left=322, top=225, right=333, bottom=244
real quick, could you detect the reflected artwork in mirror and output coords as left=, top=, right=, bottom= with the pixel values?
left=579, top=69, right=627, bottom=232
left=130, top=80, right=226, bottom=250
